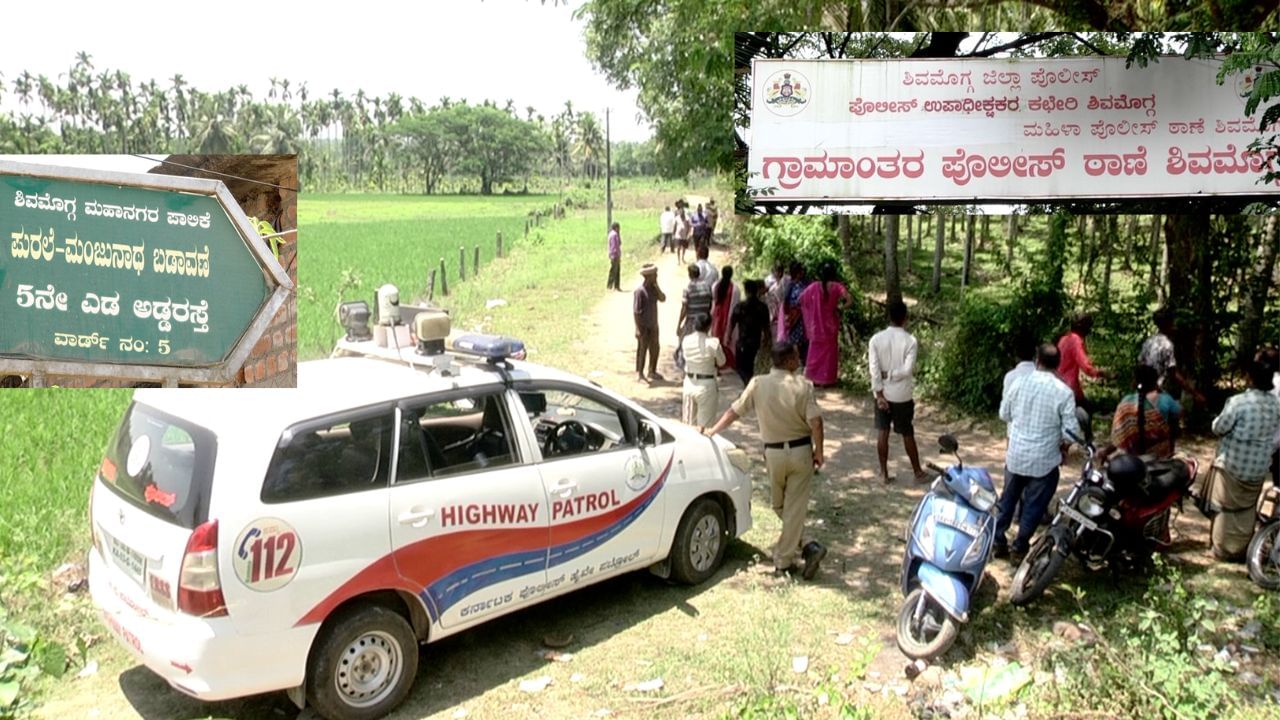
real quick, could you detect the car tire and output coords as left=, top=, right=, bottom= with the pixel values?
left=306, top=604, right=419, bottom=720
left=668, top=497, right=727, bottom=585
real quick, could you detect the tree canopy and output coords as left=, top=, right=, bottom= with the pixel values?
left=0, top=55, right=656, bottom=194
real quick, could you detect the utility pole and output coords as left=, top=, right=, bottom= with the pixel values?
left=605, top=107, right=613, bottom=232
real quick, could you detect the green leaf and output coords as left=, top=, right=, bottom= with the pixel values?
left=1, top=621, right=36, bottom=645
left=0, top=679, right=18, bottom=708
left=36, top=642, right=66, bottom=679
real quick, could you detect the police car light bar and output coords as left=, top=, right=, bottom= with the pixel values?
left=451, top=334, right=527, bottom=362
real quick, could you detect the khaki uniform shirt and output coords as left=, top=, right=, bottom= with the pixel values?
left=731, top=368, right=821, bottom=443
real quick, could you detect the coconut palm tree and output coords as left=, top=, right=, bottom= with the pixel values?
left=575, top=111, right=604, bottom=180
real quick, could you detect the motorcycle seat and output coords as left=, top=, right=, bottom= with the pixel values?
left=1142, top=457, right=1191, bottom=495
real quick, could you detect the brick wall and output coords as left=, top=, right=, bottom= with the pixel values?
left=239, top=234, right=297, bottom=388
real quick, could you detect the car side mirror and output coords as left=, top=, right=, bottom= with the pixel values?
left=639, top=419, right=660, bottom=448
left=938, top=433, right=959, bottom=454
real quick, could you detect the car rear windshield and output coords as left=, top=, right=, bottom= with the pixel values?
left=100, top=402, right=217, bottom=529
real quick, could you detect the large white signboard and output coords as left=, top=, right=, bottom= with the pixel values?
left=748, top=56, right=1278, bottom=202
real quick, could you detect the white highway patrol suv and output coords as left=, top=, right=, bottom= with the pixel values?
left=89, top=300, right=752, bottom=720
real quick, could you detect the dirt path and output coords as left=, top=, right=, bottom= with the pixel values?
left=570, top=244, right=1017, bottom=679
left=566, top=242, right=1230, bottom=686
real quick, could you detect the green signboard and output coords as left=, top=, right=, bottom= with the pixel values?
left=0, top=160, right=291, bottom=383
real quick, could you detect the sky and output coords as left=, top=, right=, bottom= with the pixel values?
left=0, top=0, right=650, bottom=141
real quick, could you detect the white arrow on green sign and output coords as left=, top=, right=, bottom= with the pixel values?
left=0, top=160, right=293, bottom=384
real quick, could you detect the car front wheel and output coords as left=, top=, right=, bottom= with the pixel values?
left=307, top=604, right=419, bottom=720
left=669, top=497, right=728, bottom=584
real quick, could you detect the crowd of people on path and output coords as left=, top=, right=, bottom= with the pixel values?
left=658, top=199, right=718, bottom=264
left=619, top=207, right=1280, bottom=579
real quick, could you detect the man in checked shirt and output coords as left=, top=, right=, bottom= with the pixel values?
left=1208, top=351, right=1280, bottom=561
left=994, top=343, right=1080, bottom=561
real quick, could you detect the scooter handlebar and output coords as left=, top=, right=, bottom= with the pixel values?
left=926, top=462, right=946, bottom=476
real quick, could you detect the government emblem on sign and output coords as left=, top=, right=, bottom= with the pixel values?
left=763, top=70, right=811, bottom=117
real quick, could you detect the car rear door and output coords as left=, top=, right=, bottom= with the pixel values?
left=91, top=401, right=217, bottom=619
left=516, top=381, right=669, bottom=588
left=388, top=388, right=550, bottom=629
left=239, top=406, right=395, bottom=634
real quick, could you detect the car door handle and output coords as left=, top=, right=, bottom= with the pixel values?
left=551, top=478, right=578, bottom=498
left=397, top=507, right=436, bottom=527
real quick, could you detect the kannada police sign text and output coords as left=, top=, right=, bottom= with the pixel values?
left=749, top=56, right=1280, bottom=202
left=0, top=160, right=291, bottom=382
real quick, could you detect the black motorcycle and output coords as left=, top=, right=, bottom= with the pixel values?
left=1009, top=408, right=1197, bottom=606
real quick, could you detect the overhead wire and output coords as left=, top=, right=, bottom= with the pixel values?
left=129, top=153, right=301, bottom=193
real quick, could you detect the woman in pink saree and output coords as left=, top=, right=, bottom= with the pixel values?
left=798, top=263, right=853, bottom=386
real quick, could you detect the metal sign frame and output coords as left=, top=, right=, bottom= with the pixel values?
left=0, top=160, right=293, bottom=386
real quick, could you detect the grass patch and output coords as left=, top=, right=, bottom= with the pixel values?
left=0, top=390, right=131, bottom=567
left=0, top=389, right=131, bottom=717
left=298, top=193, right=559, bottom=359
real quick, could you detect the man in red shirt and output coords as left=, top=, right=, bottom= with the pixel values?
left=1056, top=314, right=1110, bottom=414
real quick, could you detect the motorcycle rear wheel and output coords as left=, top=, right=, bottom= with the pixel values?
left=896, top=587, right=959, bottom=660
left=1010, top=535, right=1067, bottom=606
left=1247, top=520, right=1280, bottom=590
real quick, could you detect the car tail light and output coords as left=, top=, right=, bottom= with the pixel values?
left=99, top=456, right=117, bottom=483
left=178, top=520, right=227, bottom=618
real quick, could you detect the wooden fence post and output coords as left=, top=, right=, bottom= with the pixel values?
left=459, top=246, right=466, bottom=281
left=497, top=231, right=503, bottom=258
left=427, top=269, right=437, bottom=301
left=473, top=246, right=480, bottom=274
left=439, top=258, right=449, bottom=296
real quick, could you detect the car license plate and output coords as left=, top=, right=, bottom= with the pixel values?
left=109, top=535, right=146, bottom=586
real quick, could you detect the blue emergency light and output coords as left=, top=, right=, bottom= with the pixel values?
left=452, top=334, right=526, bottom=362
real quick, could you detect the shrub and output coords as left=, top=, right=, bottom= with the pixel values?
left=922, top=213, right=1069, bottom=415
left=740, top=216, right=841, bottom=276
left=923, top=280, right=1065, bottom=414
left=1034, top=560, right=1239, bottom=719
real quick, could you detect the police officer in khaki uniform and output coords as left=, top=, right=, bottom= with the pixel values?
left=703, top=341, right=826, bottom=579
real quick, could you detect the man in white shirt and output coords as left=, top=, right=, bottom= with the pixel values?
left=869, top=300, right=926, bottom=484
left=694, top=244, right=719, bottom=288
left=659, top=206, right=676, bottom=254
left=681, top=314, right=725, bottom=427
left=1002, top=343, right=1037, bottom=403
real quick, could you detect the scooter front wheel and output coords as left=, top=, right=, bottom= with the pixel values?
left=1247, top=520, right=1280, bottom=590
left=896, top=587, right=959, bottom=660
left=1009, top=534, right=1067, bottom=606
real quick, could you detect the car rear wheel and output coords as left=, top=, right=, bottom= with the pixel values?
left=669, top=497, right=727, bottom=585
left=307, top=604, right=419, bottom=720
